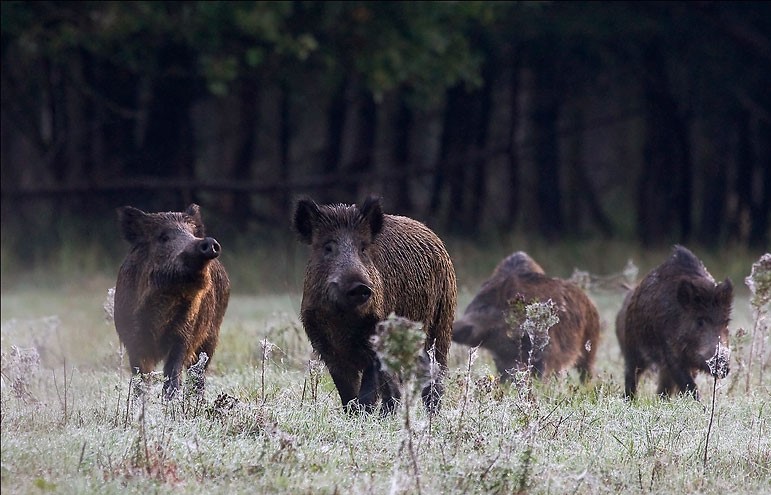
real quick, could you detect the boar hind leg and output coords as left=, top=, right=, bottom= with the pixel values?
left=421, top=379, right=444, bottom=414
left=623, top=362, right=642, bottom=400
left=575, top=349, right=596, bottom=383
left=162, top=339, right=186, bottom=400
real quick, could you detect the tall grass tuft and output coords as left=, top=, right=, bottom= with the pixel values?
left=744, top=253, right=771, bottom=391
left=301, top=354, right=325, bottom=406
left=703, top=343, right=731, bottom=468
left=260, top=338, right=278, bottom=405
left=504, top=296, right=560, bottom=401
left=371, top=313, right=427, bottom=494
left=1, top=245, right=768, bottom=494
left=2, top=345, right=40, bottom=402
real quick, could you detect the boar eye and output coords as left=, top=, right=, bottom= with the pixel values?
left=323, top=241, right=335, bottom=255
left=696, top=317, right=706, bottom=327
left=159, top=232, right=170, bottom=243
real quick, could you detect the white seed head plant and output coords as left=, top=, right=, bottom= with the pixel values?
left=522, top=299, right=559, bottom=360
left=371, top=313, right=425, bottom=379
left=706, top=343, right=731, bottom=379
left=103, top=287, right=116, bottom=323
left=745, top=253, right=771, bottom=310
left=744, top=253, right=771, bottom=390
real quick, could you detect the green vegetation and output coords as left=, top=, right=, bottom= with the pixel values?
left=1, top=246, right=769, bottom=494
left=3, top=1, right=769, bottom=249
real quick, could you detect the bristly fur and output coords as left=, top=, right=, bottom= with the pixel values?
left=452, top=251, right=600, bottom=382
left=615, top=245, right=733, bottom=400
left=293, top=196, right=456, bottom=414
left=114, top=204, right=230, bottom=399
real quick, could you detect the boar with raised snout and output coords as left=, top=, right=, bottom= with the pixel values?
left=114, top=204, right=230, bottom=399
left=293, top=196, right=457, bottom=414
left=452, top=251, right=600, bottom=382
left=616, top=245, right=733, bottom=400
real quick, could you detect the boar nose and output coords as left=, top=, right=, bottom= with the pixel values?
left=199, top=237, right=221, bottom=259
left=346, top=282, right=372, bottom=307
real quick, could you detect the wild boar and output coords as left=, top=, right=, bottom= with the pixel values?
left=114, top=204, right=230, bottom=398
left=452, top=251, right=600, bottom=382
left=616, top=245, right=733, bottom=399
left=293, top=196, right=457, bottom=414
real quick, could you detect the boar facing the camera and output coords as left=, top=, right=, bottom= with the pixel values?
left=114, top=204, right=230, bottom=399
left=616, top=245, right=733, bottom=400
left=293, top=196, right=457, bottom=414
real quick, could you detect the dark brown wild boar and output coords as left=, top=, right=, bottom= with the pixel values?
left=114, top=204, right=230, bottom=399
left=452, top=251, right=600, bottom=382
left=293, top=196, right=457, bottom=414
left=616, top=245, right=732, bottom=400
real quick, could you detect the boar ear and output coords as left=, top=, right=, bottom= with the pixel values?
left=293, top=197, right=319, bottom=244
left=117, top=206, right=148, bottom=244
left=715, top=278, right=733, bottom=307
left=359, top=196, right=384, bottom=239
left=676, top=280, right=696, bottom=309
left=184, top=204, right=206, bottom=237
left=677, top=280, right=710, bottom=309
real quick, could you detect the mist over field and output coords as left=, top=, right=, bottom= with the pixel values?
left=2, top=3, right=769, bottom=491
left=1, top=244, right=768, bottom=494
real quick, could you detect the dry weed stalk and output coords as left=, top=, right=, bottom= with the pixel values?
left=704, top=343, right=731, bottom=468
left=745, top=253, right=770, bottom=391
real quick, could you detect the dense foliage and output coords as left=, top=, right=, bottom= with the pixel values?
left=2, top=2, right=769, bottom=268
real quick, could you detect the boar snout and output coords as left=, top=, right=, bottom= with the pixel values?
left=346, top=282, right=373, bottom=306
left=328, top=276, right=373, bottom=309
left=198, top=237, right=221, bottom=259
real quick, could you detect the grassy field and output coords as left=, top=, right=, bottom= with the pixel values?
left=1, top=243, right=769, bottom=494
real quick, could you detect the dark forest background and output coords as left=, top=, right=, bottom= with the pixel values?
left=1, top=1, right=769, bottom=281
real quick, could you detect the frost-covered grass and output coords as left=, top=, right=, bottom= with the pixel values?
left=2, top=258, right=770, bottom=494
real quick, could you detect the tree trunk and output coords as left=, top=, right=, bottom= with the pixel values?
left=751, top=118, right=771, bottom=248
left=638, top=42, right=691, bottom=246
left=392, top=93, right=413, bottom=215
left=674, top=103, right=693, bottom=243
left=137, top=43, right=198, bottom=208
left=531, top=59, right=563, bottom=240
left=321, top=77, right=349, bottom=203
left=697, top=117, right=729, bottom=246
left=231, top=77, right=260, bottom=225
left=64, top=51, right=88, bottom=187
left=278, top=80, right=292, bottom=216
left=565, top=106, right=582, bottom=236
left=444, top=85, right=473, bottom=232
left=468, top=59, right=494, bottom=233
left=347, top=90, right=377, bottom=202
left=733, top=108, right=754, bottom=244
left=429, top=87, right=464, bottom=222
left=505, top=56, right=521, bottom=230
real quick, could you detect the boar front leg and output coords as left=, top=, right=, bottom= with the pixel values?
left=163, top=339, right=186, bottom=399
left=328, top=367, right=362, bottom=413
left=359, top=355, right=401, bottom=415
left=669, top=366, right=700, bottom=400
left=358, top=357, right=381, bottom=413
left=378, top=369, right=401, bottom=416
